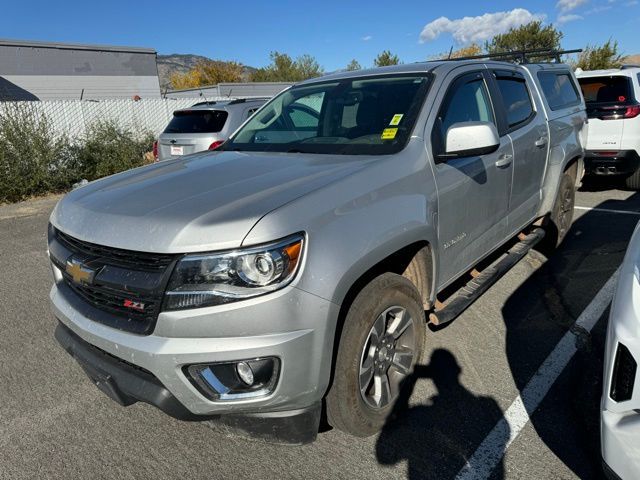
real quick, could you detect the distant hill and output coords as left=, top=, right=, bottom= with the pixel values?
left=156, top=54, right=257, bottom=91
left=624, top=54, right=640, bottom=66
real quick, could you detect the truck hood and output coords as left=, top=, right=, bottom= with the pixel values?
left=51, top=150, right=371, bottom=253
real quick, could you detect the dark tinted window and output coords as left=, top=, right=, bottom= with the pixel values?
left=538, top=72, right=581, bottom=110
left=439, top=78, right=495, bottom=136
left=432, top=75, right=495, bottom=156
left=495, top=75, right=534, bottom=127
left=578, top=76, right=633, bottom=105
left=164, top=110, right=228, bottom=133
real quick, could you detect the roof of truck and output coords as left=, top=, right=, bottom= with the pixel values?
left=296, top=60, right=573, bottom=86
left=298, top=62, right=445, bottom=85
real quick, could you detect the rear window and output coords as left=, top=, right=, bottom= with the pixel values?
left=164, top=110, right=228, bottom=134
left=578, top=76, right=633, bottom=105
left=537, top=72, right=581, bottom=110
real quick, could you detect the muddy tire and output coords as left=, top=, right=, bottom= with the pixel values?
left=538, top=171, right=575, bottom=254
left=326, top=273, right=426, bottom=437
left=625, top=168, right=640, bottom=190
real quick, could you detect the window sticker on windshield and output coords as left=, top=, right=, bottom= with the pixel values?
left=381, top=128, right=398, bottom=140
left=389, top=114, right=404, bottom=126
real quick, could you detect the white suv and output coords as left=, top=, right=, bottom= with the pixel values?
left=577, top=67, right=640, bottom=189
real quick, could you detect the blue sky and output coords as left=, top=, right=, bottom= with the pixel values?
left=2, top=0, right=638, bottom=70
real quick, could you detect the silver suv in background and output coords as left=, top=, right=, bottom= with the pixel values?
left=154, top=98, right=268, bottom=161
left=49, top=54, right=586, bottom=444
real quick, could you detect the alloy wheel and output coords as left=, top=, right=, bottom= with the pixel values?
left=358, top=306, right=416, bottom=409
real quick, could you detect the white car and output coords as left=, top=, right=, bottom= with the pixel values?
left=577, top=67, right=640, bottom=189
left=602, top=220, right=640, bottom=479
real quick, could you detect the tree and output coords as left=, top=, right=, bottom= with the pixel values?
left=170, top=59, right=243, bottom=89
left=346, top=59, right=362, bottom=71
left=486, top=21, right=563, bottom=60
left=250, top=52, right=323, bottom=82
left=575, top=40, right=623, bottom=70
left=430, top=43, right=483, bottom=60
left=374, top=50, right=401, bottom=67
left=448, top=43, right=483, bottom=59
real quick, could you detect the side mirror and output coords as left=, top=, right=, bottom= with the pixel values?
left=441, top=121, right=500, bottom=160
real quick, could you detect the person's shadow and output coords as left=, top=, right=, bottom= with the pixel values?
left=376, top=349, right=507, bottom=480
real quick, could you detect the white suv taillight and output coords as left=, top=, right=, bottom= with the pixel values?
left=624, top=105, right=640, bottom=119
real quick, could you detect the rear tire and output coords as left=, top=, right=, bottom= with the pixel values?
left=326, top=273, right=426, bottom=437
left=538, top=171, right=575, bottom=254
left=624, top=168, right=640, bottom=190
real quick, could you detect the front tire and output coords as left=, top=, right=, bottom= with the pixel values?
left=326, top=273, right=426, bottom=437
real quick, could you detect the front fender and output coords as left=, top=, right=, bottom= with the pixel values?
left=242, top=141, right=438, bottom=306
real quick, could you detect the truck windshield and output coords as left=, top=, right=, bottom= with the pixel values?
left=222, top=73, right=431, bottom=155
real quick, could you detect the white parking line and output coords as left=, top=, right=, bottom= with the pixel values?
left=575, top=206, right=640, bottom=216
left=455, top=269, right=620, bottom=480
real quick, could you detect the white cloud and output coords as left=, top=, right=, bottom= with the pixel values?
left=556, top=0, right=589, bottom=12
left=361, top=35, right=372, bottom=41
left=419, top=9, right=545, bottom=44
left=557, top=13, right=584, bottom=23
left=585, top=4, right=613, bottom=13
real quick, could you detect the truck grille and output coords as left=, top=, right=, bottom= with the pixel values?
left=50, top=226, right=178, bottom=335
left=56, top=229, right=174, bottom=272
left=62, top=271, right=161, bottom=324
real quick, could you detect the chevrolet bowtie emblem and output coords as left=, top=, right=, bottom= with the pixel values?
left=65, top=259, right=96, bottom=285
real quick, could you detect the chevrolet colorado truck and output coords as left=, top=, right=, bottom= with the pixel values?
left=48, top=59, right=586, bottom=443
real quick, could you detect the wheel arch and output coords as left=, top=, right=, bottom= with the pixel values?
left=324, top=240, right=434, bottom=395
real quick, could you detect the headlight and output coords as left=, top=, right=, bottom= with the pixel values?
left=163, top=234, right=304, bottom=310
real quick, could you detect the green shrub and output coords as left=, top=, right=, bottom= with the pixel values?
left=73, top=120, right=154, bottom=181
left=0, top=103, right=74, bottom=203
left=0, top=107, right=154, bottom=203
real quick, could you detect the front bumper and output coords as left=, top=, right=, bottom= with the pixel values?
left=50, top=278, right=339, bottom=441
left=54, top=322, right=322, bottom=443
left=585, top=150, right=640, bottom=176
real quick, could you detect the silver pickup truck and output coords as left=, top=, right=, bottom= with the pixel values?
left=48, top=59, right=586, bottom=443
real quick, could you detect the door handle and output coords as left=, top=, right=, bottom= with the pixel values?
left=495, top=154, right=512, bottom=168
left=535, top=136, right=548, bottom=148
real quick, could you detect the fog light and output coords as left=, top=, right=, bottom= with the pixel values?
left=185, top=357, right=279, bottom=401
left=236, top=361, right=254, bottom=385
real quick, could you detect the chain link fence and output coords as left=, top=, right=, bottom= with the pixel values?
left=0, top=97, right=229, bottom=139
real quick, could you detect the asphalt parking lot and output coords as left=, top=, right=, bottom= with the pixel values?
left=1, top=181, right=639, bottom=480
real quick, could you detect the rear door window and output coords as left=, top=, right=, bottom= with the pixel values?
left=164, top=110, right=228, bottom=133
left=494, top=71, right=534, bottom=128
left=578, top=76, right=633, bottom=105
left=537, top=72, right=581, bottom=111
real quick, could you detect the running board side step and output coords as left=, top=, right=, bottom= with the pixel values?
left=429, top=228, right=545, bottom=327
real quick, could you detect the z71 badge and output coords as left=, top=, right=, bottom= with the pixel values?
left=123, top=299, right=146, bottom=312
